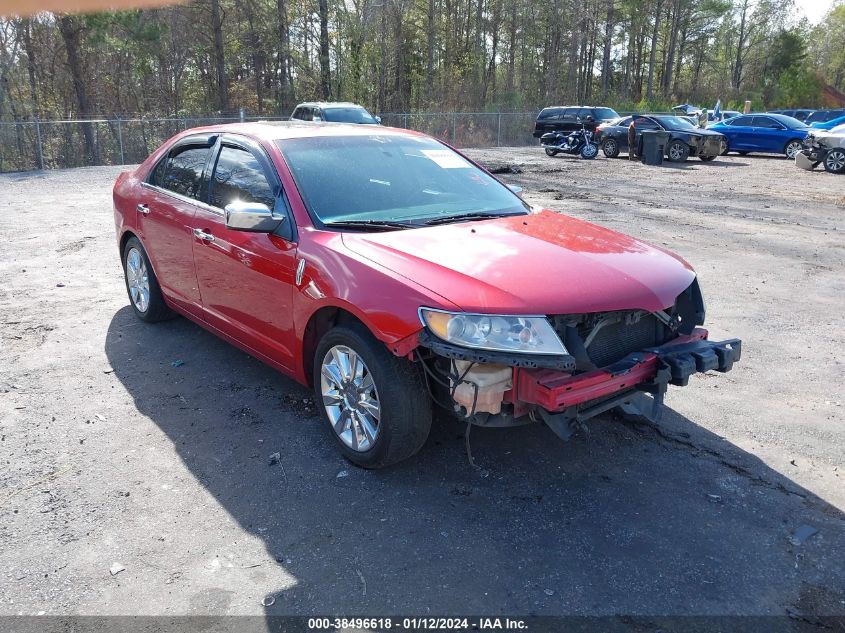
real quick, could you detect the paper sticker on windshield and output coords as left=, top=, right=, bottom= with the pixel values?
left=421, top=149, right=471, bottom=169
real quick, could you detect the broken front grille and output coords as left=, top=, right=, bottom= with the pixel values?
left=552, top=310, right=674, bottom=371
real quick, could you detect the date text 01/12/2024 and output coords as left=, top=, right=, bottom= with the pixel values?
left=307, top=617, right=528, bottom=630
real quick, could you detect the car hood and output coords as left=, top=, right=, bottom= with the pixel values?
left=808, top=129, right=845, bottom=147
left=341, top=210, right=695, bottom=314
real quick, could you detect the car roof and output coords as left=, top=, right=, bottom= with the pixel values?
left=540, top=105, right=614, bottom=110
left=295, top=101, right=368, bottom=109
left=173, top=120, right=422, bottom=143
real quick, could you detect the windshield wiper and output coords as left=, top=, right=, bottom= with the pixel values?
left=324, top=219, right=415, bottom=231
left=418, top=212, right=522, bottom=226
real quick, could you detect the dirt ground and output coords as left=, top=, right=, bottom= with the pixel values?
left=1, top=149, right=843, bottom=622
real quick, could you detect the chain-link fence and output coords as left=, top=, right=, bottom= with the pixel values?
left=0, top=111, right=540, bottom=173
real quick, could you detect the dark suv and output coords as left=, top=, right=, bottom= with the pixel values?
left=768, top=109, right=815, bottom=123
left=804, top=109, right=845, bottom=125
left=533, top=106, right=619, bottom=138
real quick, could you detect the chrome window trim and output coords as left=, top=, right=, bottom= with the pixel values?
left=141, top=181, right=223, bottom=216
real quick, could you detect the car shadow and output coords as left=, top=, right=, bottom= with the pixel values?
left=104, top=306, right=845, bottom=621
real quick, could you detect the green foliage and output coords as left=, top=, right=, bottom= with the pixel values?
left=0, top=0, right=841, bottom=121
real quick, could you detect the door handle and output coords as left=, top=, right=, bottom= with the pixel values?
left=193, top=228, right=215, bottom=242
left=137, top=203, right=150, bottom=215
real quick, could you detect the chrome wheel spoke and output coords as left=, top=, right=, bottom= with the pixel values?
left=334, top=409, right=351, bottom=435
left=320, top=345, right=381, bottom=453
left=358, top=395, right=380, bottom=420
left=323, top=389, right=343, bottom=407
left=359, top=414, right=378, bottom=446
left=322, top=364, right=343, bottom=390
left=331, top=347, right=351, bottom=380
left=358, top=372, right=374, bottom=392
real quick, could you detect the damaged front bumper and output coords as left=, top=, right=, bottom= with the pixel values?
left=418, top=326, right=741, bottom=439
left=511, top=328, right=740, bottom=413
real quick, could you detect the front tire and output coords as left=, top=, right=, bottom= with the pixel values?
left=823, top=148, right=845, bottom=174
left=602, top=138, right=620, bottom=158
left=544, top=147, right=559, bottom=157
left=784, top=140, right=803, bottom=160
left=580, top=143, right=598, bottom=159
left=313, top=323, right=432, bottom=468
left=122, top=236, right=174, bottom=323
left=667, top=140, right=690, bottom=162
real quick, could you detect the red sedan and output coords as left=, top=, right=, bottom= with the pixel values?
left=113, top=122, right=741, bottom=468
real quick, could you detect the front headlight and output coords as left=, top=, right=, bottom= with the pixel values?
left=419, top=308, right=568, bottom=355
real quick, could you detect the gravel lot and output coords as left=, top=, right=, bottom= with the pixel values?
left=1, top=150, right=843, bottom=621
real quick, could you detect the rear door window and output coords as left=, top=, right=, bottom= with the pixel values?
left=729, top=116, right=753, bottom=127
left=209, top=145, right=276, bottom=210
left=158, top=145, right=211, bottom=199
left=752, top=116, right=782, bottom=129
left=635, top=118, right=659, bottom=130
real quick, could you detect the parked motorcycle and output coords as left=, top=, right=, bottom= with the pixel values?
left=541, top=121, right=599, bottom=159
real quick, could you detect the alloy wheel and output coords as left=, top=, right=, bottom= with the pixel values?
left=582, top=143, right=598, bottom=158
left=824, top=149, right=845, bottom=173
left=786, top=141, right=802, bottom=159
left=320, top=345, right=381, bottom=452
left=125, top=247, right=150, bottom=313
left=669, top=143, right=684, bottom=160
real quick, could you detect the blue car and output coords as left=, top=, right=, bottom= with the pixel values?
left=709, top=113, right=809, bottom=158
left=810, top=114, right=845, bottom=130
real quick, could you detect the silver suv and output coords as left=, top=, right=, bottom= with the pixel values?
left=289, top=102, right=381, bottom=125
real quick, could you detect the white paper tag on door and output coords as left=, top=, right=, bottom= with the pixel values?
left=421, top=149, right=471, bottom=169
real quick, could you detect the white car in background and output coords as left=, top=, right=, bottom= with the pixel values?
left=796, top=123, right=845, bottom=174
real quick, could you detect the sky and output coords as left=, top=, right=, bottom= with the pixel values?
left=794, top=0, right=835, bottom=23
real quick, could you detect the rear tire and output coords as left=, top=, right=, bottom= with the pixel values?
left=667, top=140, right=690, bottom=162
left=601, top=138, right=620, bottom=158
left=699, top=155, right=717, bottom=162
left=122, top=236, right=175, bottom=323
left=544, top=147, right=559, bottom=157
left=313, top=323, right=432, bottom=469
left=823, top=148, right=845, bottom=174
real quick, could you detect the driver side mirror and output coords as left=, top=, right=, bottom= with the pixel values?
left=585, top=115, right=595, bottom=123
left=313, top=116, right=322, bottom=122
left=225, top=200, right=285, bottom=233
left=374, top=115, right=382, bottom=124
left=507, top=184, right=524, bottom=197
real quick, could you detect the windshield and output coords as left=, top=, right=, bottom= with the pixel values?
left=277, top=135, right=528, bottom=226
left=595, top=108, right=619, bottom=120
left=321, top=107, right=378, bottom=124
left=654, top=116, right=697, bottom=130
